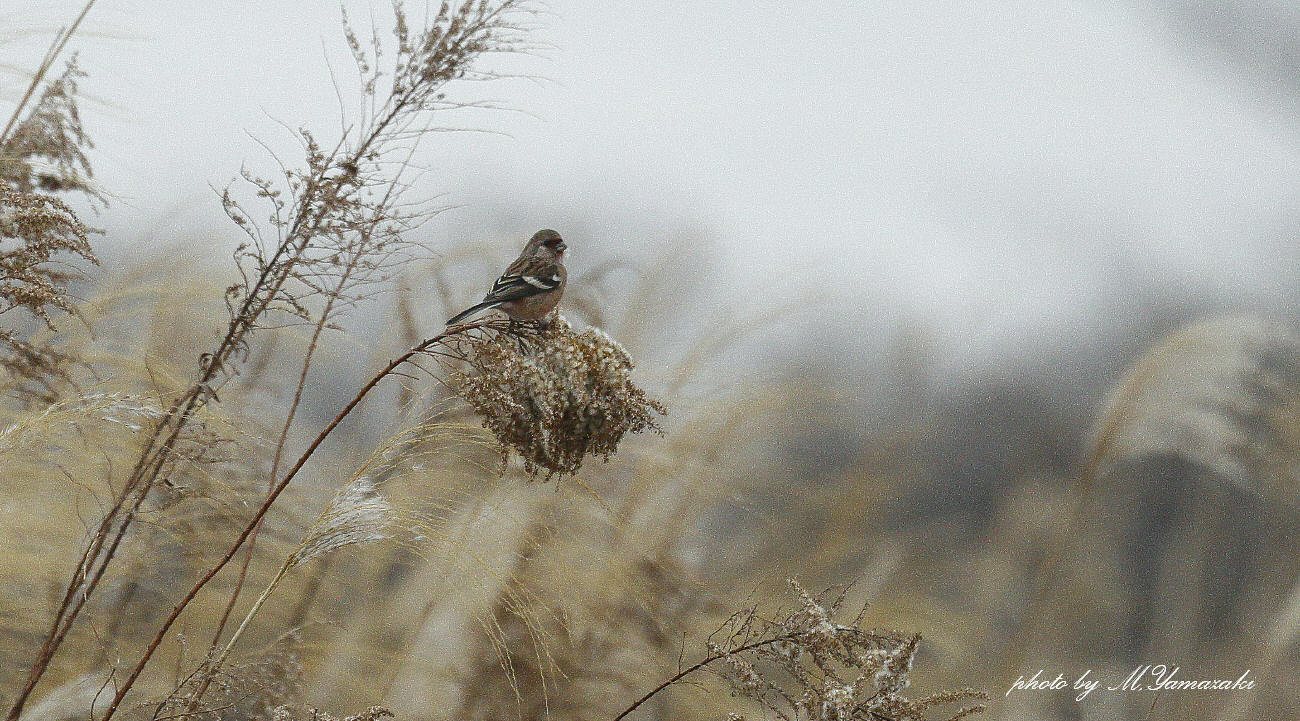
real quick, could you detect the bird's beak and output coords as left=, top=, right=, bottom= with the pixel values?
left=557, top=242, right=567, bottom=252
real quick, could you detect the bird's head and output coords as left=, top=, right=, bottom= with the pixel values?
left=528, top=228, right=566, bottom=261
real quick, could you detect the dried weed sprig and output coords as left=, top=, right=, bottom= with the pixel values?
left=614, top=581, right=987, bottom=721
left=0, top=9, right=102, bottom=403
left=93, top=318, right=513, bottom=721
left=153, top=631, right=303, bottom=721
left=457, top=314, right=666, bottom=478
left=0, top=9, right=117, bottom=704
left=0, top=0, right=96, bottom=149
left=6, top=3, right=530, bottom=717
left=271, top=706, right=394, bottom=721
left=220, top=0, right=529, bottom=340
left=194, top=0, right=529, bottom=702
left=1, top=57, right=100, bottom=201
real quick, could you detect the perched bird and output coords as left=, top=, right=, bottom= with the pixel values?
left=446, top=229, right=568, bottom=325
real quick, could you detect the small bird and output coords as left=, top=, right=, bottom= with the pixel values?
left=446, top=229, right=568, bottom=326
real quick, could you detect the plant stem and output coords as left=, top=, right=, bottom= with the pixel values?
left=610, top=634, right=799, bottom=721
left=212, top=562, right=291, bottom=683
left=97, top=319, right=498, bottom=721
left=0, top=0, right=97, bottom=145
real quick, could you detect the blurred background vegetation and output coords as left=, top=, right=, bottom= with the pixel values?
left=4, top=2, right=1300, bottom=720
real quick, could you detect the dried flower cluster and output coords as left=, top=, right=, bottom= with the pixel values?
left=272, top=705, right=393, bottom=721
left=456, top=315, right=666, bottom=478
left=1, top=58, right=100, bottom=199
left=705, top=582, right=986, bottom=721
left=0, top=182, right=95, bottom=400
left=0, top=52, right=99, bottom=402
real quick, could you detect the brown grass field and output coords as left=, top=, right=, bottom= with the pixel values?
left=2, top=2, right=1299, bottom=720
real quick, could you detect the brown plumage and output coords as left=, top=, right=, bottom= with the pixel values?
left=447, top=229, right=567, bottom=325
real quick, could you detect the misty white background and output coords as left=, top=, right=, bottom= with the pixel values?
left=6, top=0, right=1300, bottom=372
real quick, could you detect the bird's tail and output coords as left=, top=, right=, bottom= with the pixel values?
left=446, top=300, right=503, bottom=325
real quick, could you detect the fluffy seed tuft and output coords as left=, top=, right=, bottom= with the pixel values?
left=289, top=477, right=394, bottom=567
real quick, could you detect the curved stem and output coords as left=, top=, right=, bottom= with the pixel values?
left=97, top=319, right=499, bottom=721
left=611, top=634, right=799, bottom=721
left=188, top=271, right=352, bottom=713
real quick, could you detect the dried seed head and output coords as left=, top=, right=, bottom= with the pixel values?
left=1, top=57, right=100, bottom=202
left=0, top=180, right=96, bottom=400
left=455, top=315, right=666, bottom=479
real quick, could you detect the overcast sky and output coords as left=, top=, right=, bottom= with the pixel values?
left=8, top=1, right=1300, bottom=369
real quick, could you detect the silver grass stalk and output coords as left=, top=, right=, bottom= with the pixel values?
left=0, top=392, right=163, bottom=454
left=206, top=474, right=395, bottom=686
left=1091, top=313, right=1300, bottom=495
left=17, top=673, right=105, bottom=721
left=289, top=476, right=394, bottom=568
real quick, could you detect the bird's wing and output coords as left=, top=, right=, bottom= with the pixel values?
left=482, top=262, right=563, bottom=303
